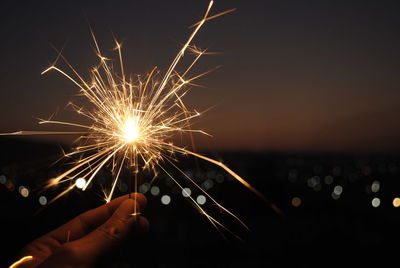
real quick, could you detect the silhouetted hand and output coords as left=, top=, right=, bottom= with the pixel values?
left=16, top=193, right=148, bottom=268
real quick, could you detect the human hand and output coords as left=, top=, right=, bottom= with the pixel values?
left=14, top=193, right=148, bottom=268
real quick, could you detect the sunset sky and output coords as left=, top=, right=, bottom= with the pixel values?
left=1, top=0, right=400, bottom=152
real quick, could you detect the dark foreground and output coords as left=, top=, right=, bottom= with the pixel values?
left=1, top=138, right=399, bottom=267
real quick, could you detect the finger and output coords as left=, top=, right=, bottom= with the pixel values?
left=78, top=193, right=147, bottom=234
left=82, top=198, right=149, bottom=249
left=18, top=193, right=146, bottom=266
left=54, top=199, right=148, bottom=264
left=20, top=194, right=147, bottom=268
left=47, top=193, right=147, bottom=243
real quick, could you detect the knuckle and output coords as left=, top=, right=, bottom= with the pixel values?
left=97, top=218, right=127, bottom=241
left=98, top=226, right=120, bottom=242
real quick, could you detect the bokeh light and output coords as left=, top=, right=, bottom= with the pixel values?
left=291, top=197, right=302, bottom=207
left=333, top=185, right=343, bottom=195
left=196, top=195, right=206, bottom=205
left=139, top=183, right=150, bottom=194
left=371, top=180, right=380, bottom=193
left=324, top=175, right=333, bottom=185
left=19, top=186, right=29, bottom=198
left=331, top=192, right=340, bottom=200
left=371, top=197, right=381, bottom=208
left=201, top=179, right=214, bottom=190
left=150, top=186, right=160, bottom=196
left=75, top=178, right=86, bottom=189
left=38, top=196, right=47, bottom=206
left=182, top=187, right=192, bottom=197
left=392, top=197, right=400, bottom=208
left=161, top=195, right=171, bottom=205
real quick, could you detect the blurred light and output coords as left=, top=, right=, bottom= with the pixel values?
left=313, top=184, right=322, bottom=192
left=150, top=186, right=160, bottom=196
left=324, top=175, right=333, bottom=185
left=393, top=198, right=400, bottom=208
left=75, top=178, right=86, bottom=189
left=0, top=175, right=6, bottom=184
left=291, top=197, right=301, bottom=207
left=371, top=197, right=381, bottom=208
left=182, top=187, right=191, bottom=197
left=139, top=183, right=150, bottom=194
left=331, top=192, right=340, bottom=200
left=333, top=185, right=343, bottom=195
left=307, top=176, right=320, bottom=188
left=196, top=195, right=206, bottom=205
left=19, top=186, right=29, bottom=198
left=202, top=179, right=214, bottom=190
left=161, top=195, right=171, bottom=205
left=371, top=180, right=380, bottom=193
left=38, top=196, right=47, bottom=206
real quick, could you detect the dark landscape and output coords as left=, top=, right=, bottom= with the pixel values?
left=1, top=138, right=398, bottom=267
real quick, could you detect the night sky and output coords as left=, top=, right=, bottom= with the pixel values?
left=2, top=0, right=400, bottom=152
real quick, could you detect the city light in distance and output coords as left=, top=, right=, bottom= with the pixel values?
left=75, top=178, right=86, bottom=189
left=393, top=197, right=400, bottom=208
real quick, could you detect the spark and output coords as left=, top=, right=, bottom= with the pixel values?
left=9, top=256, right=33, bottom=268
left=2, top=1, right=281, bottom=237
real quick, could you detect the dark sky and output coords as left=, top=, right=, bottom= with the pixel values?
left=1, top=0, right=400, bottom=152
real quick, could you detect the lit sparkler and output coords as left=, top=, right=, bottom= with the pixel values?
left=2, top=1, right=281, bottom=237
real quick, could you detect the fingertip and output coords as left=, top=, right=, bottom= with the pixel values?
left=128, top=192, right=147, bottom=210
left=115, top=198, right=140, bottom=219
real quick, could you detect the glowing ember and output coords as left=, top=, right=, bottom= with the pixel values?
left=122, top=117, right=140, bottom=143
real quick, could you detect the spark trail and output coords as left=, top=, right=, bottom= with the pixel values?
left=1, top=1, right=282, bottom=237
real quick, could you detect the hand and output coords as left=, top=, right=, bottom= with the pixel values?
left=15, top=193, right=148, bottom=268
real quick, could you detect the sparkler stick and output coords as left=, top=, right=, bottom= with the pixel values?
left=1, top=0, right=281, bottom=237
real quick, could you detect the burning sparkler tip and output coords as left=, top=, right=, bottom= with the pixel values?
left=1, top=0, right=280, bottom=240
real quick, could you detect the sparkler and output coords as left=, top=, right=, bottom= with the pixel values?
left=2, top=1, right=281, bottom=238
left=9, top=256, right=33, bottom=268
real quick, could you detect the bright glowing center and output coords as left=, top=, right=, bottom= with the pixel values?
left=123, top=118, right=140, bottom=143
